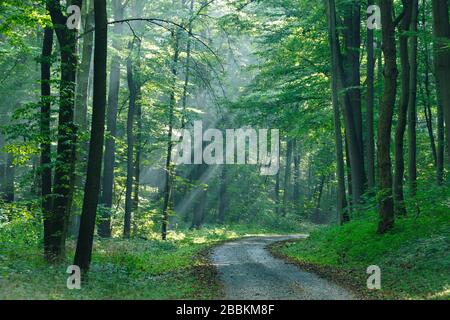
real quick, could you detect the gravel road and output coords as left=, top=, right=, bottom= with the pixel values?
left=211, top=235, right=356, bottom=300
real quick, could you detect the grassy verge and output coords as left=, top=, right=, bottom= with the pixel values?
left=0, top=223, right=310, bottom=300
left=270, top=212, right=449, bottom=300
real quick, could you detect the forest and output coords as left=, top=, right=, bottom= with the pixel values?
left=0, top=0, right=449, bottom=300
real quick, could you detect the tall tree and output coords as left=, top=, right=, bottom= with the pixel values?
left=45, top=0, right=82, bottom=262
left=408, top=0, right=419, bottom=197
left=70, top=0, right=94, bottom=237
left=282, top=139, right=293, bottom=216
left=393, top=0, right=412, bottom=216
left=74, top=0, right=108, bottom=272
left=41, top=27, right=53, bottom=259
left=326, top=0, right=348, bottom=223
left=431, top=0, right=450, bottom=165
left=218, top=165, right=227, bottom=224
left=333, top=2, right=365, bottom=204
left=378, top=0, right=398, bottom=234
left=161, top=31, right=180, bottom=240
left=366, top=0, right=376, bottom=191
left=99, top=0, right=125, bottom=238
left=124, top=42, right=139, bottom=239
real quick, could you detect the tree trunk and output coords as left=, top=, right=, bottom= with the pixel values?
left=132, top=93, right=142, bottom=236
left=437, top=97, right=445, bottom=184
left=274, top=167, right=280, bottom=215
left=99, top=0, right=124, bottom=238
left=282, top=139, right=293, bottom=216
left=162, top=32, right=180, bottom=240
left=181, top=0, right=194, bottom=128
left=3, top=153, right=14, bottom=203
left=366, top=0, right=376, bottom=191
left=431, top=0, right=450, bottom=166
left=74, top=0, right=108, bottom=272
left=124, top=43, right=137, bottom=239
left=343, top=0, right=364, bottom=164
left=70, top=0, right=94, bottom=237
left=326, top=0, right=349, bottom=224
left=421, top=0, right=438, bottom=168
left=333, top=3, right=365, bottom=204
left=408, top=0, right=419, bottom=197
left=41, top=27, right=53, bottom=259
left=377, top=0, right=398, bottom=234
left=46, top=0, right=82, bottom=262
left=394, top=0, right=412, bottom=216
left=218, top=165, right=227, bottom=224
left=292, top=140, right=301, bottom=209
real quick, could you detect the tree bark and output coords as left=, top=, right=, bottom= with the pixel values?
left=393, top=0, right=412, bottom=216
left=124, top=43, right=138, bottom=239
left=343, top=0, right=364, bottom=163
left=46, top=0, right=82, bottom=262
left=218, top=165, right=227, bottom=224
left=99, top=0, right=124, bottom=238
left=326, top=0, right=349, bottom=224
left=431, top=0, right=450, bottom=166
left=41, top=27, right=53, bottom=259
left=421, top=0, right=438, bottom=168
left=74, top=0, right=108, bottom=272
left=366, top=0, right=376, bottom=191
left=377, top=0, right=398, bottom=234
left=333, top=3, right=365, bottom=204
left=408, top=0, right=419, bottom=197
left=162, top=32, right=180, bottom=240
left=70, top=0, right=94, bottom=237
left=292, top=140, right=301, bottom=209
left=282, top=139, right=293, bottom=216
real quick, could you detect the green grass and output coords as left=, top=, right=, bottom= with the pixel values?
left=0, top=221, right=309, bottom=300
left=273, top=211, right=450, bottom=300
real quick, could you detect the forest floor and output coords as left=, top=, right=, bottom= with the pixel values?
left=0, top=224, right=311, bottom=300
left=270, top=211, right=450, bottom=300
left=211, top=235, right=356, bottom=300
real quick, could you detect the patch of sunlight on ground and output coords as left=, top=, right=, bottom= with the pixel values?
left=427, top=286, right=450, bottom=300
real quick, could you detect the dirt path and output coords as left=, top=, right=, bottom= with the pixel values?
left=211, top=235, right=356, bottom=300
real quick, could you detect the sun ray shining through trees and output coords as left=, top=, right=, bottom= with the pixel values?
left=0, top=0, right=448, bottom=300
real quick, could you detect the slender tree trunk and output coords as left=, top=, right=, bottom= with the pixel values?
left=274, top=167, right=280, bottom=215
left=282, top=139, right=293, bottom=216
left=431, top=0, right=450, bottom=166
left=292, top=140, right=301, bottom=209
left=408, top=0, right=419, bottom=197
left=343, top=0, right=364, bottom=165
left=192, top=167, right=207, bottom=229
left=181, top=0, right=194, bottom=128
left=132, top=94, right=142, bottom=236
left=366, top=0, right=376, bottom=191
left=377, top=0, right=398, bottom=234
left=326, top=0, right=349, bottom=223
left=74, top=0, right=108, bottom=272
left=421, top=0, right=438, bottom=168
left=124, top=44, right=137, bottom=239
left=394, top=0, right=412, bottom=216
left=218, top=165, right=227, bottom=224
left=99, top=0, right=124, bottom=238
left=70, top=0, right=94, bottom=237
left=162, top=32, right=180, bottom=240
left=314, top=175, right=326, bottom=222
left=47, top=0, right=82, bottom=262
left=41, top=27, right=53, bottom=259
left=3, top=153, right=14, bottom=203
left=437, top=98, right=445, bottom=184
left=345, top=136, right=353, bottom=212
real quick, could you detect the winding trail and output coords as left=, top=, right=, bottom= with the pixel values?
left=211, top=235, right=356, bottom=300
